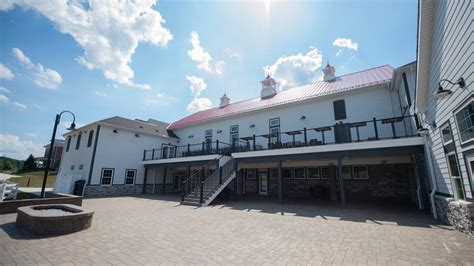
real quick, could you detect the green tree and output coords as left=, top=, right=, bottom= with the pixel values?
left=23, top=154, right=36, bottom=171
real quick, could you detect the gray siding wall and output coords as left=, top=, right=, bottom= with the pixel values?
left=425, top=0, right=473, bottom=198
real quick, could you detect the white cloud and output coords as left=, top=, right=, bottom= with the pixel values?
left=333, top=37, right=358, bottom=51
left=12, top=48, right=62, bottom=90
left=224, top=48, right=241, bottom=60
left=0, top=63, right=14, bottom=80
left=95, top=91, right=108, bottom=97
left=187, top=97, right=212, bottom=113
left=26, top=132, right=38, bottom=138
left=187, top=31, right=223, bottom=74
left=144, top=92, right=173, bottom=106
left=3, top=0, right=173, bottom=90
left=0, top=94, right=9, bottom=103
left=263, top=47, right=323, bottom=90
left=186, top=76, right=207, bottom=97
left=0, top=93, right=26, bottom=109
left=12, top=101, right=27, bottom=109
left=0, top=87, right=11, bottom=93
left=336, top=49, right=342, bottom=57
left=0, top=134, right=44, bottom=159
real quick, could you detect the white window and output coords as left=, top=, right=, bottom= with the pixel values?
left=269, top=118, right=280, bottom=127
left=283, top=168, right=293, bottom=179
left=447, top=154, right=465, bottom=200
left=440, top=124, right=453, bottom=145
left=352, top=165, right=369, bottom=180
left=101, top=168, right=114, bottom=186
left=294, top=168, right=306, bottom=179
left=230, top=125, right=239, bottom=146
left=161, top=145, right=176, bottom=159
left=455, top=101, right=474, bottom=143
left=125, top=169, right=136, bottom=185
left=336, top=166, right=352, bottom=180
left=246, top=169, right=256, bottom=179
left=70, top=165, right=75, bottom=170
left=307, top=167, right=320, bottom=179
left=321, top=167, right=330, bottom=179
left=79, top=165, right=84, bottom=170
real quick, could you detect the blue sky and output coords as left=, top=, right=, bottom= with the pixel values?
left=0, top=0, right=417, bottom=159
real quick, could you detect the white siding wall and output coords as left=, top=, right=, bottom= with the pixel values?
left=424, top=0, right=473, bottom=198
left=56, top=125, right=97, bottom=186
left=172, top=85, right=406, bottom=150
left=90, top=126, right=178, bottom=186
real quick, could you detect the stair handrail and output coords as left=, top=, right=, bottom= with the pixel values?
left=181, top=159, right=218, bottom=201
left=199, top=158, right=235, bottom=203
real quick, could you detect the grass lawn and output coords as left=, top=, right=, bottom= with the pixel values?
left=7, top=170, right=57, bottom=188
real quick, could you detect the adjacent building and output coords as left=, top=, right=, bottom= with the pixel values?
left=414, top=0, right=473, bottom=234
left=54, top=117, right=178, bottom=196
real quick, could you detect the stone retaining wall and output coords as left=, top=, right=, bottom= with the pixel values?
left=434, top=195, right=474, bottom=236
left=84, top=184, right=175, bottom=197
left=0, top=193, right=82, bottom=214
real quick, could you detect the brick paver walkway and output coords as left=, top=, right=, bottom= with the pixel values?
left=1, top=195, right=473, bottom=265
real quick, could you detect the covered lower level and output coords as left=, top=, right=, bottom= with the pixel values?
left=143, top=140, right=431, bottom=211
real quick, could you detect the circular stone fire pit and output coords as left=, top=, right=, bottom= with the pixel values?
left=16, top=204, right=94, bottom=236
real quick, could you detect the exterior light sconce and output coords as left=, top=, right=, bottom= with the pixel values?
left=188, top=135, right=194, bottom=138
left=422, top=120, right=437, bottom=129
left=300, top=115, right=306, bottom=120
left=135, top=133, right=140, bottom=137
left=113, top=129, right=118, bottom=133
left=217, top=129, right=223, bottom=134
left=434, top=77, right=465, bottom=99
left=417, top=127, right=429, bottom=135
left=249, top=124, right=255, bottom=128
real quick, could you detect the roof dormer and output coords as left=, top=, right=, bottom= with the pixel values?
left=219, top=93, right=230, bottom=108
left=323, top=62, right=336, bottom=82
left=260, top=74, right=277, bottom=99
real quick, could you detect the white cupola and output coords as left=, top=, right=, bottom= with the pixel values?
left=219, top=93, right=230, bottom=108
left=323, top=62, right=336, bottom=82
left=260, top=74, right=277, bottom=99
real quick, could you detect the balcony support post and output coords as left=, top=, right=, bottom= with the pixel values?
left=253, top=134, right=256, bottom=150
left=187, top=144, right=190, bottom=155
left=304, top=127, right=307, bottom=146
left=152, top=149, right=155, bottom=160
left=278, top=160, right=283, bottom=204
left=142, top=167, right=148, bottom=194
left=373, top=117, right=379, bottom=140
left=337, top=157, right=346, bottom=208
left=162, top=166, right=167, bottom=195
left=143, top=150, right=146, bottom=161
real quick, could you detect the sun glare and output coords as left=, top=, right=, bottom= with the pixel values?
left=264, top=0, right=271, bottom=16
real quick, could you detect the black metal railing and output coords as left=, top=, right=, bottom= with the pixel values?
left=143, top=140, right=232, bottom=161
left=181, top=158, right=235, bottom=204
left=144, top=115, right=419, bottom=161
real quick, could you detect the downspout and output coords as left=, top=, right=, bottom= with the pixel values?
left=422, top=132, right=438, bottom=219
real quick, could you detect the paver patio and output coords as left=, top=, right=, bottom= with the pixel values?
left=1, top=195, right=473, bottom=265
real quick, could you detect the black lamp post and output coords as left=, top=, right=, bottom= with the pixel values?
left=40, top=111, right=76, bottom=198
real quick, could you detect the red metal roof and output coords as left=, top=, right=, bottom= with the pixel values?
left=169, top=65, right=393, bottom=129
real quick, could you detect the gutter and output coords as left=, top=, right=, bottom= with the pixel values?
left=422, top=133, right=438, bottom=219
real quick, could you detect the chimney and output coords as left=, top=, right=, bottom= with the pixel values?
left=219, top=93, right=230, bottom=108
left=260, top=75, right=277, bottom=99
left=323, top=62, right=336, bottom=82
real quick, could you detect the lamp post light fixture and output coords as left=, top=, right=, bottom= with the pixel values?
left=433, top=77, right=466, bottom=99
left=41, top=111, right=76, bottom=198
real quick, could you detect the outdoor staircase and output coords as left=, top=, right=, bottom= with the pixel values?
left=181, top=156, right=236, bottom=207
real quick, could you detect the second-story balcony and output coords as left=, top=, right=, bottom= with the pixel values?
left=143, top=115, right=422, bottom=161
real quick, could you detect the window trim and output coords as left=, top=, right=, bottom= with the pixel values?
left=352, top=165, right=369, bottom=180
left=333, top=99, right=347, bottom=120
left=294, top=167, right=306, bottom=179
left=79, top=164, right=84, bottom=170
left=75, top=133, right=82, bottom=150
left=283, top=168, right=293, bottom=179
left=246, top=169, right=257, bottom=180
left=439, top=122, right=453, bottom=146
left=70, top=165, right=75, bottom=171
left=454, top=99, right=474, bottom=145
left=321, top=166, right=330, bottom=179
left=124, top=169, right=136, bottom=186
left=446, top=152, right=466, bottom=200
left=87, top=130, right=94, bottom=147
left=307, top=167, right=320, bottom=179
left=66, top=136, right=71, bottom=152
left=100, top=168, right=115, bottom=186
left=336, top=166, right=352, bottom=180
